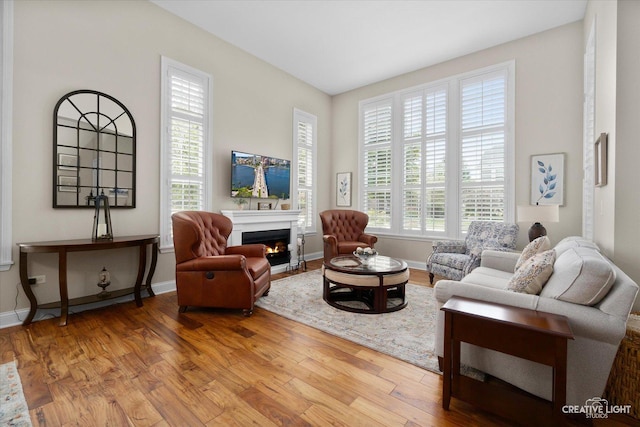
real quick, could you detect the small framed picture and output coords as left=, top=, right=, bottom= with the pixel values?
left=258, top=202, right=272, bottom=210
left=594, top=133, right=608, bottom=187
left=336, top=172, right=352, bottom=207
left=58, top=175, right=78, bottom=192
left=530, top=153, right=564, bottom=206
left=58, top=153, right=78, bottom=170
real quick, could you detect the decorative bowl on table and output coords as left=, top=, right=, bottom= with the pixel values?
left=353, top=247, right=378, bottom=266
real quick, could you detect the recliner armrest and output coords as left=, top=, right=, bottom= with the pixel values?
left=227, top=244, right=267, bottom=258
left=431, top=240, right=466, bottom=254
left=176, top=254, right=247, bottom=271
left=358, top=233, right=378, bottom=247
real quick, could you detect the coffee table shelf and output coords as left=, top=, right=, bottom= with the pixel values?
left=323, top=255, right=409, bottom=314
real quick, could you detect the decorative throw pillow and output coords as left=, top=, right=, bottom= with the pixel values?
left=515, top=236, right=551, bottom=272
left=507, top=249, right=556, bottom=295
left=540, top=247, right=616, bottom=306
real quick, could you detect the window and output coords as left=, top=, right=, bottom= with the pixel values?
left=292, top=108, right=317, bottom=234
left=360, top=62, right=514, bottom=239
left=160, top=57, right=213, bottom=251
left=0, top=0, right=13, bottom=271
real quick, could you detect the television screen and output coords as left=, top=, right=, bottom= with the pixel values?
left=231, top=151, right=291, bottom=199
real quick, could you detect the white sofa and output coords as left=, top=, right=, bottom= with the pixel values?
left=434, top=236, right=639, bottom=406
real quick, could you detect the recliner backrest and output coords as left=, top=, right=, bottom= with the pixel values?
left=320, top=210, right=369, bottom=242
left=464, top=220, right=519, bottom=256
left=172, top=211, right=233, bottom=263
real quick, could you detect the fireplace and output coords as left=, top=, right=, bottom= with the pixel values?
left=242, top=229, right=290, bottom=266
left=221, top=209, right=301, bottom=273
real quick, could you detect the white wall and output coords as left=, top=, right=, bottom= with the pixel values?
left=331, top=22, right=584, bottom=263
left=0, top=0, right=331, bottom=315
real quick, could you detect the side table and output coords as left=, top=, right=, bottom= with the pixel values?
left=18, top=235, right=159, bottom=326
left=441, top=296, right=574, bottom=425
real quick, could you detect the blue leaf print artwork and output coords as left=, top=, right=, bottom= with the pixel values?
left=536, top=160, right=557, bottom=203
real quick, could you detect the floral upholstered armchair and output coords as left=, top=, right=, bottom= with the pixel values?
left=425, top=220, right=519, bottom=284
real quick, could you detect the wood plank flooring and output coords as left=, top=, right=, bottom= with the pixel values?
left=0, top=260, right=631, bottom=426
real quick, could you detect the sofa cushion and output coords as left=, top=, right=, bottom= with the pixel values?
left=554, top=236, right=600, bottom=257
left=540, top=247, right=616, bottom=305
left=462, top=266, right=513, bottom=289
left=515, top=236, right=551, bottom=271
left=506, top=249, right=556, bottom=295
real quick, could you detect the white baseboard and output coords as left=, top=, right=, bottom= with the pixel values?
left=0, top=280, right=177, bottom=329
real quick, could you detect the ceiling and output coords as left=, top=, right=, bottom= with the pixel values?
left=151, top=0, right=587, bottom=95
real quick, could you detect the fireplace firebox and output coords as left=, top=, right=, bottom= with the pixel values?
left=242, top=229, right=290, bottom=266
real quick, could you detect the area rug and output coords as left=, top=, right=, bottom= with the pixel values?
left=255, top=269, right=441, bottom=373
left=0, top=361, right=32, bottom=427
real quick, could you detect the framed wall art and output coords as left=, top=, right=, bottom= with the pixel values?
left=530, top=153, right=565, bottom=206
left=336, top=172, right=352, bottom=207
left=257, top=202, right=272, bottom=210
left=594, top=132, right=608, bottom=187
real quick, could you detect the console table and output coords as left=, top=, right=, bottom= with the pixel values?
left=441, top=296, right=574, bottom=425
left=18, top=234, right=159, bottom=326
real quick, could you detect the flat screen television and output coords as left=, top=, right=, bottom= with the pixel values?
left=231, top=150, right=291, bottom=199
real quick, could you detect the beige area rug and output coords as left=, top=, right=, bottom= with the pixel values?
left=0, top=361, right=32, bottom=427
left=255, top=269, right=441, bottom=373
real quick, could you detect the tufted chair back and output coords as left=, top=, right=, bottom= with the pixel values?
left=320, top=210, right=369, bottom=241
left=172, top=211, right=232, bottom=264
left=320, top=210, right=378, bottom=262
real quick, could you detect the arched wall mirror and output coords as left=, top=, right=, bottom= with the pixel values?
left=53, top=90, right=136, bottom=208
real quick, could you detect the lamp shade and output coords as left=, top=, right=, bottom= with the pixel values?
left=517, top=205, right=560, bottom=223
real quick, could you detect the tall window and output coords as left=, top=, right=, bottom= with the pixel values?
left=360, top=62, right=514, bottom=239
left=293, top=108, right=317, bottom=234
left=0, top=0, right=13, bottom=271
left=160, top=57, right=213, bottom=250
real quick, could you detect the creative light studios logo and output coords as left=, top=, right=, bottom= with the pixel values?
left=562, top=397, right=632, bottom=419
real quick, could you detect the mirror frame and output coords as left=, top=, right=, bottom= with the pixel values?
left=53, top=90, right=136, bottom=208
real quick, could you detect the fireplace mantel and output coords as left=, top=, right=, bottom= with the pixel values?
left=221, top=209, right=301, bottom=273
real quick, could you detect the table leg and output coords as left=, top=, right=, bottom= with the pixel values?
left=553, top=337, right=568, bottom=419
left=58, top=250, right=69, bottom=326
left=19, top=251, right=37, bottom=325
left=134, top=244, right=147, bottom=307
left=443, top=311, right=452, bottom=410
left=144, top=242, right=158, bottom=297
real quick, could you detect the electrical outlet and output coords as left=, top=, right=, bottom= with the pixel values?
left=29, top=275, right=46, bottom=285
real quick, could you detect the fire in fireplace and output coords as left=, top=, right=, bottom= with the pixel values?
left=242, top=229, right=290, bottom=266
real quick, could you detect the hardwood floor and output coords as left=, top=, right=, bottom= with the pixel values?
left=0, top=260, right=631, bottom=426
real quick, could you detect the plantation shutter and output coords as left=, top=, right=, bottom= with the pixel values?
left=459, top=71, right=506, bottom=233
left=169, top=69, right=206, bottom=214
left=296, top=119, right=314, bottom=231
left=362, top=100, right=393, bottom=229
left=160, top=57, right=212, bottom=250
left=400, top=86, right=447, bottom=234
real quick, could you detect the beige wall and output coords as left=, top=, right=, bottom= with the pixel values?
left=1, top=0, right=331, bottom=315
left=583, top=0, right=640, bottom=296
left=331, top=22, right=584, bottom=263
left=613, top=0, right=640, bottom=294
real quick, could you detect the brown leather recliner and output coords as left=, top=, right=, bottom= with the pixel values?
left=171, top=211, right=271, bottom=316
left=320, top=210, right=378, bottom=263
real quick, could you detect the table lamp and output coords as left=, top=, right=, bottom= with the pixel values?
left=517, top=204, right=559, bottom=242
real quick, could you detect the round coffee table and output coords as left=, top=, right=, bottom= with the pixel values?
left=323, top=255, right=409, bottom=314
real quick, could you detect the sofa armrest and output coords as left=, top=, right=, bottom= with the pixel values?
left=480, top=250, right=520, bottom=273
left=434, top=280, right=539, bottom=311
left=431, top=240, right=466, bottom=254
left=227, top=244, right=267, bottom=258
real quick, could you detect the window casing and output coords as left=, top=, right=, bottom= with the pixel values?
left=292, top=108, right=317, bottom=234
left=359, top=62, right=514, bottom=239
left=160, top=57, right=213, bottom=251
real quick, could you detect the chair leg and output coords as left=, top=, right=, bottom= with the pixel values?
left=429, top=272, right=434, bottom=284
left=438, top=356, right=444, bottom=372
left=179, top=306, right=187, bottom=313
left=243, top=309, right=253, bottom=317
